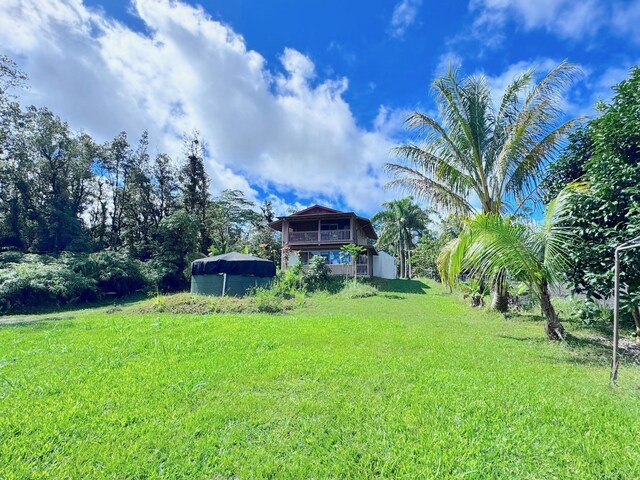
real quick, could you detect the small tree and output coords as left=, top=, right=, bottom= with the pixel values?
left=340, top=243, right=366, bottom=280
left=438, top=188, right=581, bottom=340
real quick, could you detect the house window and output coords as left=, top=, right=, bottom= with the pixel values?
left=300, top=250, right=351, bottom=265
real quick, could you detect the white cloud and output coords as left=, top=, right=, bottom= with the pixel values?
left=469, top=0, right=627, bottom=42
left=435, top=52, right=464, bottom=75
left=0, top=0, right=404, bottom=214
left=612, top=1, right=640, bottom=44
left=388, top=0, right=423, bottom=38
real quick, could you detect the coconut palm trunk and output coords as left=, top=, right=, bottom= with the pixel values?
left=491, top=269, right=509, bottom=312
left=540, top=279, right=565, bottom=340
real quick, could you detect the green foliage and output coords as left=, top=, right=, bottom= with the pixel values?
left=0, top=251, right=152, bottom=313
left=63, top=251, right=148, bottom=296
left=252, top=287, right=291, bottom=313
left=0, top=256, right=96, bottom=312
left=563, top=299, right=614, bottom=328
left=540, top=127, right=592, bottom=204
left=304, top=255, right=330, bottom=290
left=273, top=261, right=306, bottom=296
left=411, top=231, right=450, bottom=279
left=372, top=197, right=430, bottom=278
left=553, top=67, right=640, bottom=326
left=438, top=188, right=580, bottom=336
left=206, top=189, right=261, bottom=255
left=460, top=278, right=489, bottom=307
left=151, top=209, right=201, bottom=291
left=272, top=256, right=332, bottom=295
left=338, top=280, right=378, bottom=299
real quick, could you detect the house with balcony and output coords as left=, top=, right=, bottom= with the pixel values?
left=268, top=205, right=380, bottom=277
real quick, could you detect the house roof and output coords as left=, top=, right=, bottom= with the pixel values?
left=268, top=204, right=378, bottom=240
left=288, top=205, right=342, bottom=216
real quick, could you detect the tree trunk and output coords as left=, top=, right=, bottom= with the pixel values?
left=540, top=279, right=565, bottom=341
left=632, top=306, right=640, bottom=337
left=491, top=269, right=509, bottom=312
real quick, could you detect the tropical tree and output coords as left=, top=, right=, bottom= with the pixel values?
left=438, top=188, right=580, bottom=340
left=372, top=197, right=430, bottom=278
left=386, top=61, right=581, bottom=308
left=545, top=67, right=640, bottom=334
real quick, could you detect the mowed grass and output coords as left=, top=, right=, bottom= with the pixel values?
left=1, top=280, right=640, bottom=478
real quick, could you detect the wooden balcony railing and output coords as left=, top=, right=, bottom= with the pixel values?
left=289, top=230, right=351, bottom=243
left=321, top=230, right=351, bottom=241
left=289, top=231, right=319, bottom=242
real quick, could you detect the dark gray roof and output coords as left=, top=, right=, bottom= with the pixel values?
left=191, top=252, right=276, bottom=277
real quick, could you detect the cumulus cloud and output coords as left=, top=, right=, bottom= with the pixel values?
left=0, top=0, right=403, bottom=213
left=388, top=0, right=423, bottom=38
left=469, top=0, right=631, bottom=43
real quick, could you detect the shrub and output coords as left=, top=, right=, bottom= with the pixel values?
left=0, top=251, right=25, bottom=266
left=0, top=251, right=153, bottom=313
left=566, top=299, right=613, bottom=327
left=0, top=260, right=96, bottom=313
left=252, top=287, right=287, bottom=313
left=304, top=255, right=330, bottom=291
left=63, top=251, right=149, bottom=296
left=273, top=262, right=306, bottom=296
left=338, top=280, right=378, bottom=299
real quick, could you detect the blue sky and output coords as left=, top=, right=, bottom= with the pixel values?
left=1, top=0, right=639, bottom=216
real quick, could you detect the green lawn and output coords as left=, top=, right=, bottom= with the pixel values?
left=1, top=280, right=639, bottom=478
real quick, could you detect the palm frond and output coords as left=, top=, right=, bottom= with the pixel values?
left=385, top=163, right=475, bottom=214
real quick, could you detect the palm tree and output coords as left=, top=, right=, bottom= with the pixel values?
left=437, top=188, right=578, bottom=340
left=372, top=197, right=429, bottom=278
left=386, top=61, right=581, bottom=309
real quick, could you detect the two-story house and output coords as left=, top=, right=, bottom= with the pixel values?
left=269, top=205, right=379, bottom=277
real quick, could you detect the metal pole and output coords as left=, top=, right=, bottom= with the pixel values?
left=222, top=273, right=227, bottom=296
left=610, top=236, right=640, bottom=385
left=611, top=249, right=620, bottom=385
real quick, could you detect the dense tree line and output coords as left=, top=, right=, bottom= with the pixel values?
left=0, top=55, right=279, bottom=298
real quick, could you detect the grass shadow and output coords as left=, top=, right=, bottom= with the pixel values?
left=379, top=293, right=406, bottom=300
left=374, top=279, right=430, bottom=295
left=499, top=332, right=640, bottom=367
left=0, top=314, right=77, bottom=328
left=0, top=292, right=148, bottom=321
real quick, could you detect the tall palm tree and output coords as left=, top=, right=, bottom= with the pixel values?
left=372, top=197, right=429, bottom=279
left=386, top=61, right=581, bottom=309
left=437, top=188, right=579, bottom=340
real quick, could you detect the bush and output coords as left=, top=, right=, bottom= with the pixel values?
left=273, top=263, right=306, bottom=296
left=338, top=280, right=378, bottom=299
left=566, top=299, right=613, bottom=327
left=63, top=251, right=149, bottom=296
left=0, top=251, right=153, bottom=313
left=304, top=255, right=330, bottom=291
left=0, top=260, right=96, bottom=313
left=252, top=287, right=288, bottom=313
